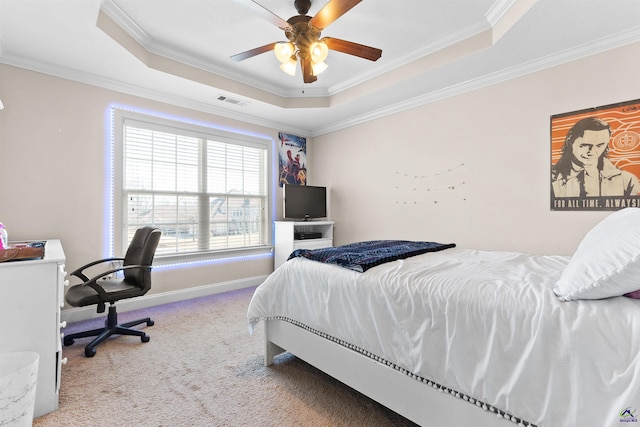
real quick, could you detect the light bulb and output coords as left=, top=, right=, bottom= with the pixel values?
left=274, top=42, right=295, bottom=63
left=309, top=41, right=329, bottom=64
left=280, top=57, right=297, bottom=76
left=311, top=61, right=328, bottom=76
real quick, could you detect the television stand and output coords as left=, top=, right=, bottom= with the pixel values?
left=274, top=221, right=334, bottom=269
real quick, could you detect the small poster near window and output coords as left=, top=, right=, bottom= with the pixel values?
left=278, top=132, right=307, bottom=187
left=551, top=99, right=640, bottom=210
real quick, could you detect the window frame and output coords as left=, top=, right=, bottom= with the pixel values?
left=110, top=106, right=274, bottom=264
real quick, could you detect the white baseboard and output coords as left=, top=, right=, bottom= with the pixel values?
left=61, top=275, right=268, bottom=324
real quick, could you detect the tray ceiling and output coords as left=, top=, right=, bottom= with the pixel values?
left=1, top=0, right=640, bottom=135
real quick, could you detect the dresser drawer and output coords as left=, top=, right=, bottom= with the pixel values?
left=292, top=238, right=333, bottom=251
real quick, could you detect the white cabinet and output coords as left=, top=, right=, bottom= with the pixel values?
left=0, top=240, right=67, bottom=418
left=274, top=221, right=334, bottom=269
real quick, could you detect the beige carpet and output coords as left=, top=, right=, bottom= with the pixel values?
left=34, top=287, right=417, bottom=427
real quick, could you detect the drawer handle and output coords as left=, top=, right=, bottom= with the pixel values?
left=60, top=321, right=67, bottom=329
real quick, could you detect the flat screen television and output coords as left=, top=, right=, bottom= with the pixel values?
left=283, top=184, right=327, bottom=220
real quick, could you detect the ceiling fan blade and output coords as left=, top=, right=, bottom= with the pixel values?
left=323, top=37, right=382, bottom=61
left=230, top=42, right=277, bottom=61
left=238, top=0, right=293, bottom=31
left=310, top=0, right=362, bottom=30
left=301, top=56, right=318, bottom=83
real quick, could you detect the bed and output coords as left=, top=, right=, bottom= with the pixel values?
left=247, top=208, right=640, bottom=427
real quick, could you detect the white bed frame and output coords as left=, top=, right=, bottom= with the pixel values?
left=263, top=319, right=533, bottom=427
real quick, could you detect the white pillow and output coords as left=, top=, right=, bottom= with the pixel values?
left=554, top=207, right=640, bottom=301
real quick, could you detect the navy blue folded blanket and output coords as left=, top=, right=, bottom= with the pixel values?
left=288, top=240, right=456, bottom=272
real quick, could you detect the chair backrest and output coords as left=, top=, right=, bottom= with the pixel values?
left=123, top=227, right=162, bottom=291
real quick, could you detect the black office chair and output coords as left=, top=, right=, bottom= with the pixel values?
left=63, top=227, right=162, bottom=357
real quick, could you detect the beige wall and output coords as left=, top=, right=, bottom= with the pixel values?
left=2, top=39, right=639, bottom=304
left=0, top=64, right=275, bottom=301
left=312, top=41, right=640, bottom=256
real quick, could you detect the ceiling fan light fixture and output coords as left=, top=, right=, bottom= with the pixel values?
left=274, top=42, right=295, bottom=63
left=231, top=0, right=382, bottom=84
left=280, top=57, right=297, bottom=76
left=311, top=61, right=328, bottom=76
left=309, top=41, right=329, bottom=63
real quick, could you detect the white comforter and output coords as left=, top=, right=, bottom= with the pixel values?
left=247, top=248, right=640, bottom=427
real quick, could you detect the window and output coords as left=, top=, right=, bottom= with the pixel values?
left=113, top=108, right=271, bottom=259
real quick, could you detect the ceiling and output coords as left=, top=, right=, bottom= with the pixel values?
left=2, top=0, right=640, bottom=136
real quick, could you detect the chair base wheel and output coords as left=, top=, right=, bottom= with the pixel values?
left=63, top=306, right=154, bottom=356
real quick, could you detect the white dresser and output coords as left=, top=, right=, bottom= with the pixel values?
left=0, top=240, right=67, bottom=417
left=274, top=221, right=334, bottom=269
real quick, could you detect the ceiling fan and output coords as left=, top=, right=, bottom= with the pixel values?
left=230, top=0, right=382, bottom=84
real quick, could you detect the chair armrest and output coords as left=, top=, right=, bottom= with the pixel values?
left=81, top=264, right=153, bottom=300
left=70, top=257, right=125, bottom=282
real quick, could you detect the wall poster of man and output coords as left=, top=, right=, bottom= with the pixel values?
left=551, top=99, right=640, bottom=211
left=278, top=132, right=307, bottom=187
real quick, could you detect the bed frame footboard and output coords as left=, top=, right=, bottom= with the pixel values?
left=262, top=318, right=533, bottom=427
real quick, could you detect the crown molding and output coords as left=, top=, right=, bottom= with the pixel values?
left=0, top=54, right=312, bottom=137
left=311, top=27, right=640, bottom=136
left=99, top=0, right=328, bottom=99
left=3, top=20, right=640, bottom=138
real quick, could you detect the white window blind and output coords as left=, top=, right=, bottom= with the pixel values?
left=119, top=115, right=270, bottom=257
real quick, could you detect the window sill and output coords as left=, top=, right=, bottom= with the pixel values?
left=152, top=245, right=273, bottom=269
